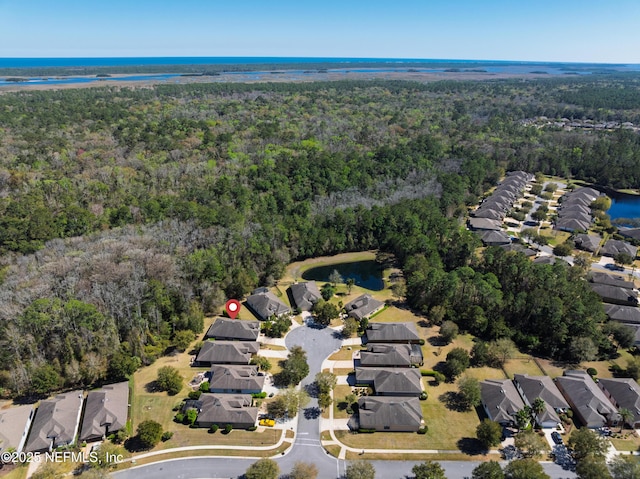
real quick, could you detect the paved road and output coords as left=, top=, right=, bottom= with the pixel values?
left=112, top=456, right=577, bottom=478
left=112, top=321, right=577, bottom=479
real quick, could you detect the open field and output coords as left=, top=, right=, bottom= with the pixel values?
left=503, top=357, right=546, bottom=378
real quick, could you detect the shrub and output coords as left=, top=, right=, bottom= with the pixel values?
left=252, top=392, right=267, bottom=398
left=247, top=426, right=258, bottom=431
left=223, top=424, right=233, bottom=434
left=161, top=431, right=173, bottom=441
left=188, top=390, right=202, bottom=400
left=421, top=370, right=436, bottom=377
left=173, top=412, right=184, bottom=423
left=419, top=391, right=428, bottom=400
left=587, top=367, right=598, bottom=377
left=209, top=424, right=219, bottom=433
left=199, top=381, right=210, bottom=392
left=418, top=339, right=425, bottom=345
left=358, top=428, right=376, bottom=433
left=417, top=426, right=428, bottom=434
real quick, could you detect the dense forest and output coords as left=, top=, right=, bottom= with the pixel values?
left=0, top=76, right=639, bottom=397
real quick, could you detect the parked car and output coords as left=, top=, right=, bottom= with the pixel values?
left=551, top=431, right=563, bottom=445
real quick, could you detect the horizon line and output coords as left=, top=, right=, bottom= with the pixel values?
left=0, top=56, right=635, bottom=66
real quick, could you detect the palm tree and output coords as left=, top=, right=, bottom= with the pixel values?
left=531, top=397, right=546, bottom=426
left=515, top=407, right=532, bottom=431
left=618, top=408, right=634, bottom=432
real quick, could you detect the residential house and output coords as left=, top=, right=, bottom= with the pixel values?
left=195, top=341, right=259, bottom=366
left=590, top=283, right=638, bottom=306
left=603, top=304, right=640, bottom=324
left=480, top=379, right=525, bottom=426
left=358, top=343, right=423, bottom=368
left=618, top=228, right=640, bottom=242
left=477, top=230, right=511, bottom=246
left=554, top=217, right=591, bottom=233
left=209, top=365, right=264, bottom=394
left=355, top=368, right=422, bottom=396
left=601, top=239, right=638, bottom=259
left=589, top=272, right=635, bottom=290
left=344, top=294, right=385, bottom=321
left=467, top=217, right=502, bottom=231
left=79, top=382, right=129, bottom=442
left=191, top=394, right=258, bottom=429
left=245, top=288, right=291, bottom=321
left=499, top=243, right=537, bottom=257
left=555, top=370, right=619, bottom=429
left=574, top=233, right=601, bottom=253
left=204, top=318, right=260, bottom=341
left=598, top=378, right=640, bottom=428
left=25, top=391, right=84, bottom=452
left=357, top=396, right=423, bottom=432
left=365, top=322, right=420, bottom=344
left=288, top=281, right=322, bottom=311
left=0, top=404, right=34, bottom=453
left=513, top=374, right=569, bottom=429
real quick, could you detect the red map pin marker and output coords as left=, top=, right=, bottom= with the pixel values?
left=225, top=299, right=241, bottom=319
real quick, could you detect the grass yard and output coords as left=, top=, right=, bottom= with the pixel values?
left=156, top=427, right=282, bottom=450
left=609, top=431, right=640, bottom=451
left=328, top=346, right=363, bottom=361
left=0, top=465, right=28, bottom=479
left=502, top=357, right=546, bottom=378
left=333, top=385, right=357, bottom=419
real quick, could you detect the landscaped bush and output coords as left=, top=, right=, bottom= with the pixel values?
left=417, top=426, right=428, bottom=434
left=358, top=428, right=376, bottom=433
left=252, top=392, right=267, bottom=398
left=418, top=339, right=425, bottom=346
left=199, top=381, right=210, bottom=392
left=209, top=424, right=219, bottom=433
left=421, top=370, right=436, bottom=377
left=587, top=367, right=598, bottom=377
left=223, top=424, right=233, bottom=434
left=247, top=426, right=258, bottom=431
left=188, top=390, right=202, bottom=400
left=174, top=412, right=185, bottom=423
left=161, top=431, right=174, bottom=441
left=419, top=391, right=428, bottom=400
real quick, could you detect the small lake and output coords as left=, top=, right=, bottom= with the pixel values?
left=302, top=260, right=384, bottom=291
left=606, top=190, right=640, bottom=222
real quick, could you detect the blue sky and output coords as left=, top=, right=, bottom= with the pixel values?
left=1, top=0, right=639, bottom=62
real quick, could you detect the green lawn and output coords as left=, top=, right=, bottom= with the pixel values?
left=503, top=358, right=546, bottom=378
left=332, top=385, right=357, bottom=419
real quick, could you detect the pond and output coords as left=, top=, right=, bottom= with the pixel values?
left=606, top=190, right=640, bottom=222
left=301, top=260, right=384, bottom=291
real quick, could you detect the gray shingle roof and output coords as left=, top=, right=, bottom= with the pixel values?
left=359, top=344, right=423, bottom=368
left=79, top=382, right=129, bottom=442
left=480, top=379, right=525, bottom=425
left=205, top=318, right=260, bottom=341
left=355, top=368, right=422, bottom=396
left=25, top=391, right=84, bottom=452
left=555, top=370, right=619, bottom=428
left=194, top=394, right=258, bottom=428
left=619, top=228, right=640, bottom=241
left=601, top=239, right=638, bottom=258
left=589, top=272, right=635, bottom=289
left=245, top=289, right=291, bottom=321
left=196, top=341, right=259, bottom=365
left=590, top=283, right=638, bottom=306
left=209, top=365, right=264, bottom=393
left=357, top=396, right=422, bottom=431
left=597, top=378, right=640, bottom=425
left=603, top=304, right=640, bottom=324
left=477, top=230, right=511, bottom=246
left=574, top=233, right=601, bottom=252
left=365, top=322, right=420, bottom=343
left=344, top=295, right=385, bottom=320
left=288, top=282, right=322, bottom=311
left=554, top=217, right=591, bottom=232
left=0, top=404, right=33, bottom=453
left=513, top=374, right=568, bottom=426
left=468, top=217, right=502, bottom=231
